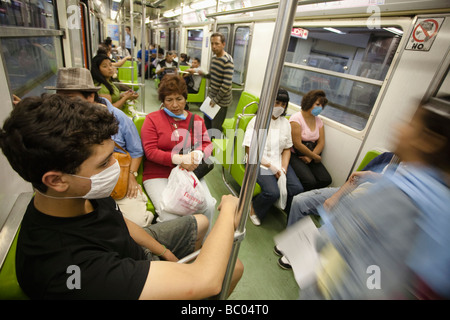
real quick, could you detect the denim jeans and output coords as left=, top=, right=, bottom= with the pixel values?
left=252, top=165, right=303, bottom=221
left=287, top=187, right=339, bottom=227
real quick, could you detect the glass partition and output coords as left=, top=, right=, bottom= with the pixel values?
left=186, top=29, right=203, bottom=62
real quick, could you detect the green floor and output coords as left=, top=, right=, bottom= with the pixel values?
left=139, top=79, right=300, bottom=300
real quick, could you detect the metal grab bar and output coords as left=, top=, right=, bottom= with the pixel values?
left=217, top=0, right=299, bottom=299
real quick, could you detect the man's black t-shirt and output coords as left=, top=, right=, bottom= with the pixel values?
left=16, top=197, right=150, bottom=299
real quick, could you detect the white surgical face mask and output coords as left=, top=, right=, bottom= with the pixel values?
left=74, top=160, right=121, bottom=199
left=272, top=106, right=285, bottom=118
left=35, top=160, right=121, bottom=200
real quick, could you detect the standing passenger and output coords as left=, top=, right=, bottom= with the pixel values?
left=204, top=32, right=234, bottom=137
left=289, top=90, right=332, bottom=191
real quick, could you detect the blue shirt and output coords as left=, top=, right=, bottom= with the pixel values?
left=100, top=97, right=144, bottom=158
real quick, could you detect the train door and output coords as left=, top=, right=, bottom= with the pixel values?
left=169, top=27, right=179, bottom=52
left=217, top=23, right=253, bottom=89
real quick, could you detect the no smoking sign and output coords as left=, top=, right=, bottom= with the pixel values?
left=406, top=17, right=444, bottom=51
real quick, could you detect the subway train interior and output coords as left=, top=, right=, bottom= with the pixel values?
left=1, top=0, right=449, bottom=300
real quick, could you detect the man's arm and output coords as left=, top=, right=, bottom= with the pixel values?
left=138, top=195, right=239, bottom=300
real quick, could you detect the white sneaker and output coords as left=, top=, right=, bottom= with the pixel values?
left=249, top=214, right=261, bottom=226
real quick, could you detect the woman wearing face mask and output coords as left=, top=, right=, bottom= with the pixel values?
left=243, top=89, right=304, bottom=226
left=289, top=89, right=332, bottom=192
left=141, top=74, right=216, bottom=223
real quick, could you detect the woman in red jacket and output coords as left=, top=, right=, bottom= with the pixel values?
left=141, top=74, right=215, bottom=223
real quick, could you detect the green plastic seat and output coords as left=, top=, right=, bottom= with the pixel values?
left=118, top=60, right=140, bottom=91
left=132, top=115, right=156, bottom=215
left=356, top=150, right=383, bottom=171
left=222, top=91, right=259, bottom=136
left=0, top=227, right=28, bottom=300
left=187, top=77, right=206, bottom=104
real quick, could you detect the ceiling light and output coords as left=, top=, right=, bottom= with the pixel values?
left=323, top=27, right=346, bottom=34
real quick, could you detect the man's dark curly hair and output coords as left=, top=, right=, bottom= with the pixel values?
left=0, top=94, right=118, bottom=192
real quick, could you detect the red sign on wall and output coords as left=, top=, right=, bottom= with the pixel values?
left=291, top=27, right=309, bottom=39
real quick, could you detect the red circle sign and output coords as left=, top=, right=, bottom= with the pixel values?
left=412, top=19, right=439, bottom=42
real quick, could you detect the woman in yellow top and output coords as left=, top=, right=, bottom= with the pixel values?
left=91, top=54, right=138, bottom=116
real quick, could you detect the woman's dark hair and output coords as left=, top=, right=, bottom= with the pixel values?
left=0, top=94, right=118, bottom=192
left=158, top=74, right=188, bottom=102
left=277, top=88, right=290, bottom=116
left=91, top=54, right=115, bottom=95
left=301, top=90, right=328, bottom=111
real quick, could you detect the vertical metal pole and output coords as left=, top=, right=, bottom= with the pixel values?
left=130, top=0, right=135, bottom=83
left=140, top=0, right=146, bottom=112
left=218, top=0, right=298, bottom=299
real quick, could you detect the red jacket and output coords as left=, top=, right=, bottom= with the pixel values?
left=142, top=109, right=212, bottom=180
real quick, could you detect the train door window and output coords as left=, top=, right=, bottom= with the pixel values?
left=282, top=26, right=402, bottom=131
left=160, top=30, right=167, bottom=51
left=187, top=29, right=203, bottom=62
left=217, top=25, right=231, bottom=52
left=231, top=25, right=251, bottom=86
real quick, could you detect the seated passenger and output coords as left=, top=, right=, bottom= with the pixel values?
left=289, top=90, right=332, bottom=191
left=298, top=100, right=450, bottom=299
left=141, top=74, right=216, bottom=223
left=45, top=67, right=152, bottom=227
left=276, top=151, right=398, bottom=269
left=183, top=57, right=205, bottom=94
left=155, top=50, right=178, bottom=81
left=0, top=94, right=243, bottom=299
left=179, top=53, right=190, bottom=66
left=91, top=54, right=139, bottom=117
left=242, top=88, right=304, bottom=226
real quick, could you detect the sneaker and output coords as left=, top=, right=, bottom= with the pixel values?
left=249, top=214, right=261, bottom=226
left=277, top=256, right=292, bottom=270
left=273, top=245, right=283, bottom=257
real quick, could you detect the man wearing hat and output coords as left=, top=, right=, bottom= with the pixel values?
left=45, top=67, right=152, bottom=227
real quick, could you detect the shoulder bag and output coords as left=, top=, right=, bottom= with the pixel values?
left=111, top=143, right=132, bottom=200
left=181, top=115, right=214, bottom=180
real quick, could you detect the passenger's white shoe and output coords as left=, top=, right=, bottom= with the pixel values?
left=250, top=214, right=261, bottom=226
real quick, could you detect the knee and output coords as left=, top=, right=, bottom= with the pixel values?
left=194, top=214, right=209, bottom=239
left=234, top=258, right=244, bottom=281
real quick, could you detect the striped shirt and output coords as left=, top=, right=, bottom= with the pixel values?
left=208, top=52, right=234, bottom=108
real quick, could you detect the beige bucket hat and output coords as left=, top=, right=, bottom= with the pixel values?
left=45, top=67, right=101, bottom=92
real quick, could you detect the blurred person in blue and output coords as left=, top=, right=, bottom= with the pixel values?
left=298, top=99, right=449, bottom=299
left=276, top=151, right=398, bottom=269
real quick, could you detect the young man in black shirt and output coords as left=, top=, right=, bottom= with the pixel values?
left=0, top=94, right=243, bottom=299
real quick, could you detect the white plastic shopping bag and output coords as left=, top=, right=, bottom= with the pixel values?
left=274, top=172, right=287, bottom=210
left=161, top=165, right=207, bottom=216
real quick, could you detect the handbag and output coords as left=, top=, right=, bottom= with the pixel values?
left=181, top=115, right=214, bottom=180
left=111, top=143, right=132, bottom=200
left=292, top=140, right=318, bottom=157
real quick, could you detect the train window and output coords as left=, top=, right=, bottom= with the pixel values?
left=1, top=36, right=62, bottom=97
left=0, top=0, right=57, bottom=29
left=187, top=29, right=203, bottom=61
left=282, top=26, right=402, bottom=131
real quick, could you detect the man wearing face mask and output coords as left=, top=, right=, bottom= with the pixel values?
left=243, top=89, right=304, bottom=226
left=289, top=89, right=332, bottom=192
left=1, top=95, right=244, bottom=299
